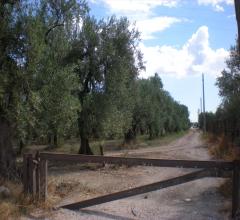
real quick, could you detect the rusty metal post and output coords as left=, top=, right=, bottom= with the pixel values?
left=232, top=160, right=240, bottom=218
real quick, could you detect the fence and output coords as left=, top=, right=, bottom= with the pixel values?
left=23, top=152, right=240, bottom=218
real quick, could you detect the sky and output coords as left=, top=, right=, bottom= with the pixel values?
left=88, top=0, right=237, bottom=122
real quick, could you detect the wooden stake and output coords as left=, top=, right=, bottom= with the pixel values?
left=28, top=154, right=37, bottom=196
left=23, top=154, right=30, bottom=193
left=35, top=152, right=40, bottom=200
left=232, top=160, right=240, bottom=218
left=40, top=159, right=48, bottom=201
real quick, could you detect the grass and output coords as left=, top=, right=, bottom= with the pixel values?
left=205, top=133, right=240, bottom=199
left=0, top=178, right=60, bottom=219
left=0, top=179, right=36, bottom=219
left=136, top=130, right=188, bottom=148
left=206, top=133, right=239, bottom=161
left=46, top=130, right=188, bottom=155
left=48, top=179, right=100, bottom=200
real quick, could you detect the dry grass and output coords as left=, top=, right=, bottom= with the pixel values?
left=0, top=201, right=19, bottom=219
left=46, top=178, right=102, bottom=207
left=48, top=180, right=81, bottom=198
left=208, top=134, right=239, bottom=161
left=45, top=131, right=188, bottom=155
left=0, top=179, right=33, bottom=219
left=207, top=134, right=239, bottom=199
left=0, top=178, right=57, bottom=219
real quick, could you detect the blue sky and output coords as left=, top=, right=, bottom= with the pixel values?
left=88, top=0, right=237, bottom=122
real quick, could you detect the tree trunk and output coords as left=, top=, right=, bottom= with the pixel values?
left=47, top=133, right=52, bottom=146
left=0, top=116, right=15, bottom=177
left=78, top=135, right=93, bottom=154
left=78, top=112, right=93, bottom=155
left=53, top=133, right=58, bottom=148
left=149, top=125, right=154, bottom=140
left=18, top=139, right=24, bottom=155
left=124, top=129, right=136, bottom=144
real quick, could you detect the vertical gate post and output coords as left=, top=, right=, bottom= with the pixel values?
left=39, top=158, right=48, bottom=201
left=28, top=154, right=37, bottom=196
left=232, top=160, right=240, bottom=218
left=23, top=153, right=31, bottom=193
left=35, top=151, right=40, bottom=200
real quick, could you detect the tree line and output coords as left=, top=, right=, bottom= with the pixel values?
left=199, top=1, right=240, bottom=147
left=0, top=0, right=190, bottom=177
left=198, top=43, right=240, bottom=146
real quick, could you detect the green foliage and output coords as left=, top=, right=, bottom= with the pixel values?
left=64, top=15, right=144, bottom=152
left=130, top=74, right=190, bottom=140
left=199, top=43, right=240, bottom=146
left=0, top=0, right=190, bottom=162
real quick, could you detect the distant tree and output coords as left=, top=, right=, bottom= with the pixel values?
left=216, top=44, right=240, bottom=144
left=127, top=73, right=190, bottom=142
left=200, top=43, right=240, bottom=146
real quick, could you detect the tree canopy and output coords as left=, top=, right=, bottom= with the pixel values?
left=199, top=43, right=240, bottom=146
left=0, top=0, right=190, bottom=177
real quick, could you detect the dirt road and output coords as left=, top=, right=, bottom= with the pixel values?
left=45, top=129, right=231, bottom=219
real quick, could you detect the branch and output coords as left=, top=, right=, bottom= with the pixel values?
left=44, top=22, right=64, bottom=44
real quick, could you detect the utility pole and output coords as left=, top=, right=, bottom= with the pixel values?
left=197, top=109, right=200, bottom=122
left=202, top=73, right=206, bottom=133
left=200, top=97, right=202, bottom=113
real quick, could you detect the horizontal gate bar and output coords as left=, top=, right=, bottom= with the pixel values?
left=60, top=169, right=212, bottom=210
left=40, top=152, right=233, bottom=170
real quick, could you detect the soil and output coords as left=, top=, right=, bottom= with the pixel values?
left=25, top=129, right=231, bottom=220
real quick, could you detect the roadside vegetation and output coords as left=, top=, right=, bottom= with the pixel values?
left=199, top=41, right=240, bottom=199
left=198, top=1, right=240, bottom=155
left=199, top=42, right=240, bottom=161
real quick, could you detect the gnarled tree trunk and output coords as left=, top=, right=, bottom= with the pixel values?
left=78, top=112, right=93, bottom=155
left=124, top=128, right=136, bottom=145
left=0, top=116, right=15, bottom=177
left=79, top=135, right=93, bottom=154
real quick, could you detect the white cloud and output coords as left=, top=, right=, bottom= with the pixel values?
left=136, top=17, right=182, bottom=40
left=94, top=0, right=185, bottom=40
left=100, top=0, right=179, bottom=16
left=227, top=14, right=236, bottom=18
left=139, top=26, right=229, bottom=78
left=198, top=0, right=233, bottom=12
left=91, top=0, right=181, bottom=24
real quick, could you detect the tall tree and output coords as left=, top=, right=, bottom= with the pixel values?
left=0, top=0, right=88, bottom=175
left=216, top=44, right=240, bottom=144
left=65, top=16, right=144, bottom=154
left=0, top=0, right=27, bottom=176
